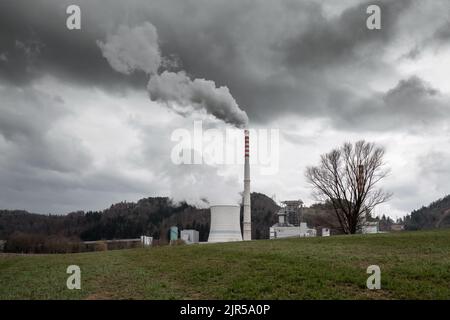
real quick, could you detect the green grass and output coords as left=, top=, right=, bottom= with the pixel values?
left=1, top=229, right=450, bottom=299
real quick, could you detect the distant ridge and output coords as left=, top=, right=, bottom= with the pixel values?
left=2, top=193, right=449, bottom=243
left=0, top=193, right=280, bottom=242
left=403, top=195, right=450, bottom=230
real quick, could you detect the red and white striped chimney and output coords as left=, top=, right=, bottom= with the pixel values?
left=243, top=129, right=251, bottom=241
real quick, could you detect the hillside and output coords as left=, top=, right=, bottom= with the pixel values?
left=1, top=229, right=450, bottom=299
left=404, top=195, right=450, bottom=230
left=4, top=192, right=449, bottom=251
left=0, top=193, right=280, bottom=246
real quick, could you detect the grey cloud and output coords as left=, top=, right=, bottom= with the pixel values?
left=0, top=163, right=157, bottom=214
left=419, top=151, right=450, bottom=171
left=333, top=76, right=449, bottom=131
left=0, top=87, right=64, bottom=141
left=282, top=0, right=413, bottom=68
left=434, top=21, right=450, bottom=41
left=384, top=76, right=438, bottom=103
left=1, top=0, right=447, bottom=129
left=0, top=85, right=92, bottom=173
left=401, top=6, right=450, bottom=61
left=0, top=0, right=146, bottom=89
left=0, top=83, right=160, bottom=214
left=97, top=23, right=161, bottom=75
left=418, top=151, right=450, bottom=191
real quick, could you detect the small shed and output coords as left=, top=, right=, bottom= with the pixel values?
left=180, top=230, right=199, bottom=244
left=170, top=226, right=179, bottom=241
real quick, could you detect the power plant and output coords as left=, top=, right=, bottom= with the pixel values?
left=208, top=129, right=251, bottom=243
left=205, top=130, right=327, bottom=242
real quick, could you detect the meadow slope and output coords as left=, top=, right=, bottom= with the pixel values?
left=1, top=229, right=450, bottom=299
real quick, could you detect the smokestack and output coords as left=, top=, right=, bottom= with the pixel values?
left=357, top=164, right=364, bottom=194
left=243, top=129, right=251, bottom=241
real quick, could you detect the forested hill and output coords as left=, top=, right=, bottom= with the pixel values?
left=0, top=193, right=280, bottom=242
left=404, top=195, right=450, bottom=230
left=2, top=193, right=449, bottom=244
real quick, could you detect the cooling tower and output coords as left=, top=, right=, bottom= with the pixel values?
left=243, top=129, right=252, bottom=241
left=208, top=205, right=243, bottom=243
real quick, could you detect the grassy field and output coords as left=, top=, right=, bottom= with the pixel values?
left=1, top=229, right=450, bottom=300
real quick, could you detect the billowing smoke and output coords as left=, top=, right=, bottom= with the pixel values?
left=168, top=159, right=242, bottom=208
left=97, top=23, right=247, bottom=207
left=98, top=23, right=248, bottom=128
left=148, top=71, right=248, bottom=128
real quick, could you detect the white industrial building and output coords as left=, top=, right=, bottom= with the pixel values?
left=180, top=229, right=199, bottom=244
left=269, top=201, right=317, bottom=239
left=270, top=222, right=317, bottom=239
left=140, top=235, right=153, bottom=246
left=361, top=221, right=379, bottom=234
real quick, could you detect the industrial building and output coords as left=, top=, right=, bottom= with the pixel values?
left=269, top=200, right=317, bottom=239
left=321, top=228, right=331, bottom=237
left=361, top=221, right=380, bottom=234
left=140, top=235, right=153, bottom=246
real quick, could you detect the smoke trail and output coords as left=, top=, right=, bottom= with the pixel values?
left=148, top=71, right=248, bottom=128
left=98, top=23, right=248, bottom=128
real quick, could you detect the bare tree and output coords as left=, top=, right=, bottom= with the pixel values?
left=305, top=141, right=392, bottom=234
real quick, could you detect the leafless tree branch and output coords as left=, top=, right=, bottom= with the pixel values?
left=305, top=140, right=392, bottom=234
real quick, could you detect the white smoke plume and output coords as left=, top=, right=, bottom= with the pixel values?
left=168, top=159, right=242, bottom=209
left=97, top=23, right=248, bottom=128
left=148, top=71, right=248, bottom=128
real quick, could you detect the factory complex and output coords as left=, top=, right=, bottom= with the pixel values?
left=161, top=129, right=381, bottom=246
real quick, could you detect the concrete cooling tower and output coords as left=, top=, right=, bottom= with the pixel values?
left=208, top=205, right=243, bottom=243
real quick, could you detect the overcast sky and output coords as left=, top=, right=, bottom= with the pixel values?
left=1, top=0, right=449, bottom=218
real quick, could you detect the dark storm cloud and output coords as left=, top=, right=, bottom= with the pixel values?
left=434, top=21, right=450, bottom=41
left=282, top=0, right=413, bottom=68
left=401, top=7, right=450, bottom=61
left=333, top=76, right=450, bottom=131
left=0, top=0, right=146, bottom=89
left=139, top=0, right=418, bottom=123
left=0, top=85, right=92, bottom=173
left=0, top=161, right=157, bottom=214
left=0, top=0, right=448, bottom=127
